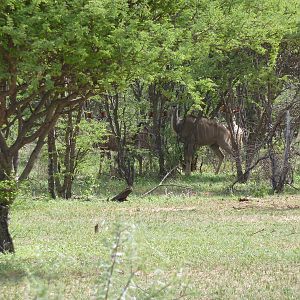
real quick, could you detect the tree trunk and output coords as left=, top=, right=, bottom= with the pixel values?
left=0, top=157, right=14, bottom=253
left=191, top=154, right=198, bottom=172
left=234, top=147, right=249, bottom=183
left=149, top=84, right=166, bottom=176
left=65, top=108, right=81, bottom=198
left=52, top=129, right=64, bottom=197
left=270, top=110, right=292, bottom=193
left=0, top=205, right=14, bottom=253
left=0, top=80, right=7, bottom=127
left=18, top=138, right=46, bottom=181
left=48, top=106, right=83, bottom=199
left=12, top=152, right=19, bottom=176
left=47, top=128, right=56, bottom=199
left=103, top=92, right=135, bottom=185
left=223, top=107, right=249, bottom=183
left=136, top=154, right=143, bottom=176
left=116, top=146, right=135, bottom=186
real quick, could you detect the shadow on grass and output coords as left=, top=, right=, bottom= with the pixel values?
left=0, top=257, right=28, bottom=283
left=0, top=256, right=69, bottom=284
left=189, top=173, right=234, bottom=183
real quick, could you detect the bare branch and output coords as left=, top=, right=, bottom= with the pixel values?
left=142, top=166, right=178, bottom=197
left=116, top=269, right=135, bottom=300
left=230, top=155, right=269, bottom=190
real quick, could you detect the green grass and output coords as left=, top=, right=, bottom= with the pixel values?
left=1, top=172, right=300, bottom=299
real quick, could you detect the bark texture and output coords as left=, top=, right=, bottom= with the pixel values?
left=0, top=205, right=14, bottom=253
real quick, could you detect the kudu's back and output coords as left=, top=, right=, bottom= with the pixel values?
left=182, top=116, right=231, bottom=147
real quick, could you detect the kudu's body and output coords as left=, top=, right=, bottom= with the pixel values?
left=171, top=107, right=232, bottom=175
left=232, top=119, right=244, bottom=148
left=98, top=133, right=118, bottom=152
left=134, top=125, right=155, bottom=175
left=97, top=132, right=118, bottom=176
left=97, top=123, right=154, bottom=176
left=220, top=105, right=244, bottom=149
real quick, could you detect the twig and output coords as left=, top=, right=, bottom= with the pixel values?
left=232, top=206, right=248, bottom=210
left=288, top=183, right=300, bottom=191
left=158, top=183, right=192, bottom=189
left=250, top=228, right=265, bottom=236
left=116, top=267, right=135, bottom=300
left=141, top=166, right=179, bottom=197
left=230, top=154, right=269, bottom=191
left=286, top=230, right=299, bottom=236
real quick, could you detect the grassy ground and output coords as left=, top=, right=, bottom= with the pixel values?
left=1, top=172, right=300, bottom=299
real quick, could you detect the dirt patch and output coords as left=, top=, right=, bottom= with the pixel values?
left=99, top=195, right=300, bottom=217
left=233, top=195, right=300, bottom=212
left=113, top=206, right=198, bottom=214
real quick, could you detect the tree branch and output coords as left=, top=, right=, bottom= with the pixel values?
left=230, top=155, right=269, bottom=190
left=141, top=166, right=179, bottom=197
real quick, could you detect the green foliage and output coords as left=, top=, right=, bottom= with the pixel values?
left=77, top=119, right=107, bottom=150
left=1, top=0, right=299, bottom=174
left=0, top=180, right=17, bottom=206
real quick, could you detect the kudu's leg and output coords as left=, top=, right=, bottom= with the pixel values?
left=98, top=151, right=105, bottom=177
left=137, top=155, right=143, bottom=176
left=184, top=143, right=193, bottom=176
left=210, top=144, right=225, bottom=174
left=218, top=140, right=233, bottom=156
left=110, top=152, right=119, bottom=177
left=219, top=140, right=234, bottom=172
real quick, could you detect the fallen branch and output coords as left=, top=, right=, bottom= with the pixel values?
left=159, top=183, right=192, bottom=189
left=232, top=206, right=249, bottom=210
left=238, top=197, right=250, bottom=202
left=250, top=228, right=265, bottom=236
left=141, top=166, right=179, bottom=197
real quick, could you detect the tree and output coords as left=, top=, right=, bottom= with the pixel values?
left=0, top=0, right=95, bottom=252
left=0, top=0, right=184, bottom=253
left=182, top=0, right=299, bottom=182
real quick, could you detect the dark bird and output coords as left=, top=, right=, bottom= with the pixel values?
left=109, top=186, right=133, bottom=202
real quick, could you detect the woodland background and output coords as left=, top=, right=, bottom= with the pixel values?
left=0, top=1, right=299, bottom=298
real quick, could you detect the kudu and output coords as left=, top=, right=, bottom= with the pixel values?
left=134, top=124, right=155, bottom=175
left=220, top=105, right=244, bottom=149
left=171, top=106, right=232, bottom=175
left=97, top=132, right=119, bottom=176
left=96, top=117, right=154, bottom=176
left=93, top=111, right=119, bottom=176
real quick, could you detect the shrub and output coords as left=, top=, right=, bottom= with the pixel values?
left=0, top=180, right=17, bottom=206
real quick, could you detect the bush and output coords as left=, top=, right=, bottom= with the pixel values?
left=0, top=180, right=17, bottom=206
